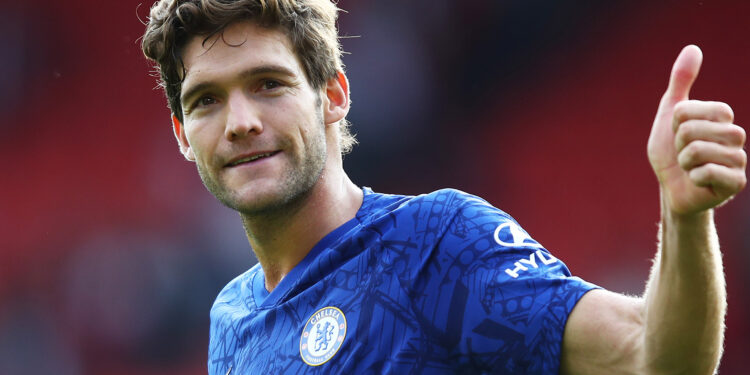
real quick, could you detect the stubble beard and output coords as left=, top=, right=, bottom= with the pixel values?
left=196, top=113, right=328, bottom=218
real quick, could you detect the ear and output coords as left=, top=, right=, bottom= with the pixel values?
left=172, top=114, right=195, bottom=161
left=323, top=71, right=350, bottom=125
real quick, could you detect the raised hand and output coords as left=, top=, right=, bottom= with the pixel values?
left=647, top=45, right=746, bottom=215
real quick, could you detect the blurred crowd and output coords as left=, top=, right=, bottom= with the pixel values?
left=1, top=0, right=748, bottom=373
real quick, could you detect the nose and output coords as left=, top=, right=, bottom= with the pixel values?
left=224, top=91, right=263, bottom=141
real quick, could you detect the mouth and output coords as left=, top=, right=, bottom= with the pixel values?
left=225, top=151, right=280, bottom=168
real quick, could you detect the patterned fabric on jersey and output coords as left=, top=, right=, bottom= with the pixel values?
left=208, top=188, right=598, bottom=374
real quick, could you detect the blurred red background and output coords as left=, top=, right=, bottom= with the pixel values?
left=1, top=0, right=748, bottom=373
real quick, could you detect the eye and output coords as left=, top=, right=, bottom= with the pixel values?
left=260, top=79, right=282, bottom=91
left=197, top=96, right=217, bottom=107
left=184, top=95, right=219, bottom=116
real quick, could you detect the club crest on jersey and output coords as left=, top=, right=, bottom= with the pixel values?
left=300, top=306, right=347, bottom=366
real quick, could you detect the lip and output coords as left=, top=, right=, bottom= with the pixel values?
left=224, top=150, right=281, bottom=168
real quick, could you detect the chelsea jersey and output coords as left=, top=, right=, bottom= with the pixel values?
left=208, top=188, right=597, bottom=374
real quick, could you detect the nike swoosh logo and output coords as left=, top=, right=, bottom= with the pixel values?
left=225, top=366, right=232, bottom=375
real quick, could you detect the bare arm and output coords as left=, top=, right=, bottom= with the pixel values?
left=561, top=208, right=725, bottom=374
left=643, top=205, right=725, bottom=373
left=560, top=45, right=746, bottom=375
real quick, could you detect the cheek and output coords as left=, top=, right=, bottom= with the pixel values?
left=272, top=106, right=318, bottom=147
left=185, top=129, right=219, bottom=169
left=296, top=120, right=324, bottom=151
left=186, top=119, right=221, bottom=149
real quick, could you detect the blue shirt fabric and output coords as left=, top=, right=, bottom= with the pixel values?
left=208, top=188, right=598, bottom=374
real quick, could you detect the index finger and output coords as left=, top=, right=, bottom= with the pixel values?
left=672, top=100, right=735, bottom=133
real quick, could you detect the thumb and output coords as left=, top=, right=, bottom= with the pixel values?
left=663, top=44, right=703, bottom=104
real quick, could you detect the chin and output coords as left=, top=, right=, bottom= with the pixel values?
left=201, top=156, right=326, bottom=216
left=220, top=183, right=312, bottom=216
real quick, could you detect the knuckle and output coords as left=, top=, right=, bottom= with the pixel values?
left=705, top=163, right=718, bottom=177
left=683, top=142, right=701, bottom=162
left=716, top=102, right=734, bottom=123
left=678, top=148, right=692, bottom=168
left=729, top=124, right=746, bottom=145
left=674, top=125, right=690, bottom=150
left=678, top=120, right=696, bottom=135
left=727, top=151, right=746, bottom=168
left=728, top=169, right=748, bottom=193
left=691, top=165, right=711, bottom=184
left=673, top=101, right=689, bottom=121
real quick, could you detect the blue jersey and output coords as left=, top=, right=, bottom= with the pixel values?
left=208, top=188, right=598, bottom=374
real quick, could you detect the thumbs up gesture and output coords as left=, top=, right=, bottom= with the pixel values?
left=647, top=45, right=746, bottom=215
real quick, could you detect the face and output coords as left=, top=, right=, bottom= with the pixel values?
left=175, top=21, right=342, bottom=214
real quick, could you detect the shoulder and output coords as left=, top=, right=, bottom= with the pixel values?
left=424, top=188, right=578, bottom=284
left=414, top=188, right=515, bottom=224
left=358, top=187, right=524, bottom=247
left=354, top=188, right=493, bottom=246
left=391, top=191, right=598, bottom=372
left=362, top=187, right=500, bottom=223
left=413, top=189, right=534, bottom=251
left=207, top=264, right=261, bottom=373
left=210, top=263, right=260, bottom=323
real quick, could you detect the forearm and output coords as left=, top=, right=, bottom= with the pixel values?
left=642, top=194, right=726, bottom=374
left=562, top=46, right=741, bottom=375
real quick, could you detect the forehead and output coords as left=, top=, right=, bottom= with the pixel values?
left=181, top=21, right=302, bottom=84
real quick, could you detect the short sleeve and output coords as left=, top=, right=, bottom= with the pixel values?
left=431, top=191, right=598, bottom=374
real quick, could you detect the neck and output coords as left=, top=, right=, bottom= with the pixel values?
left=240, top=165, right=362, bottom=292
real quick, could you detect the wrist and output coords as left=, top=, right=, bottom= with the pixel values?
left=659, top=189, right=713, bottom=225
left=664, top=206, right=713, bottom=226
left=659, top=190, right=716, bottom=263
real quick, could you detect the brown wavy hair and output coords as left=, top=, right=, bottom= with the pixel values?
left=141, top=0, right=356, bottom=153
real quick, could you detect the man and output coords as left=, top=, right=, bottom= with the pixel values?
left=141, top=1, right=746, bottom=374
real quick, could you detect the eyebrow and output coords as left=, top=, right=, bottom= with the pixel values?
left=180, top=64, right=298, bottom=105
